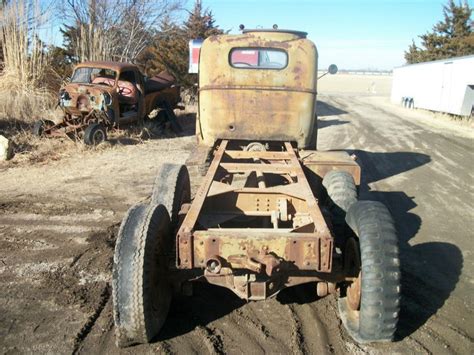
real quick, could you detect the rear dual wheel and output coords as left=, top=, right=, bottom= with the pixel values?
left=338, top=201, right=400, bottom=343
left=112, top=164, right=191, bottom=347
left=151, top=163, right=191, bottom=232
left=112, top=203, right=172, bottom=347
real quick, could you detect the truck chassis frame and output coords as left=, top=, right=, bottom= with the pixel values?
left=175, top=140, right=354, bottom=300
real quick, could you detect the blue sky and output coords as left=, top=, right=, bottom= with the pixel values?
left=39, top=0, right=472, bottom=71
left=201, top=0, right=473, bottom=70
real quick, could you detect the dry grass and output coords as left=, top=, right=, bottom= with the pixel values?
left=0, top=0, right=58, bottom=122
left=0, top=110, right=195, bottom=168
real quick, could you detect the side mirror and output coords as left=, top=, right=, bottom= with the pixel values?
left=328, top=64, right=338, bottom=75
left=318, top=64, right=338, bottom=80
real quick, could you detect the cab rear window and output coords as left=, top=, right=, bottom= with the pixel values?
left=229, top=48, right=288, bottom=69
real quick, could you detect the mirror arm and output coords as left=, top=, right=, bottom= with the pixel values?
left=318, top=72, right=329, bottom=80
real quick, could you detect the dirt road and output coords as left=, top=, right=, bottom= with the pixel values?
left=1, top=96, right=473, bottom=354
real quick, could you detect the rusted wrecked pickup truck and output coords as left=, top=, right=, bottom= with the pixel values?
left=33, top=61, right=182, bottom=145
left=112, top=28, right=401, bottom=347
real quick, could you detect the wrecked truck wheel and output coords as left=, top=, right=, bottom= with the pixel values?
left=338, top=201, right=400, bottom=343
left=112, top=203, right=172, bottom=347
left=84, top=123, right=107, bottom=145
left=151, top=163, right=191, bottom=231
left=165, top=107, right=183, bottom=134
left=32, top=120, right=54, bottom=137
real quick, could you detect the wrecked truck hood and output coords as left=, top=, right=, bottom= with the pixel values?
left=59, top=83, right=114, bottom=113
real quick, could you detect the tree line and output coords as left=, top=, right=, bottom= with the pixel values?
left=405, top=0, right=473, bottom=64
left=1, top=0, right=472, bottom=98
left=0, top=0, right=223, bottom=91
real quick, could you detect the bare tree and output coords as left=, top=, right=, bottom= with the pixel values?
left=60, top=0, right=183, bottom=62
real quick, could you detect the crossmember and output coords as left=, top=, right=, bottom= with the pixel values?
left=176, top=140, right=333, bottom=275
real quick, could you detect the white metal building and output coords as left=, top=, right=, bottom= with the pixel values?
left=391, top=55, right=474, bottom=116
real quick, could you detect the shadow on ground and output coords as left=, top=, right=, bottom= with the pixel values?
left=318, top=118, right=350, bottom=129
left=0, top=118, right=31, bottom=135
left=154, top=282, right=245, bottom=341
left=315, top=99, right=350, bottom=129
left=317, top=100, right=348, bottom=117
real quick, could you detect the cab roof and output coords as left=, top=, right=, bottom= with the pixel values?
left=74, top=61, right=137, bottom=72
left=242, top=29, right=308, bottom=38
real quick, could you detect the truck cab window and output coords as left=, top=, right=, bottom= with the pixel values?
left=230, top=48, right=288, bottom=69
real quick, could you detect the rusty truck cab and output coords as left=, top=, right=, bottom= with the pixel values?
left=198, top=29, right=318, bottom=148
left=66, top=61, right=146, bottom=124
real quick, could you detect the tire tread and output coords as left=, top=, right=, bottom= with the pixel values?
left=340, top=200, right=400, bottom=343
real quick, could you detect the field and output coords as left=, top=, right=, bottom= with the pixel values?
left=318, top=73, right=393, bottom=96
left=1, top=75, right=473, bottom=354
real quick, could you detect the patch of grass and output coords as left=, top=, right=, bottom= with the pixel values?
left=0, top=0, right=59, bottom=123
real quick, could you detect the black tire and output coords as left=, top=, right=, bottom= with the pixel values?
left=338, top=201, right=400, bottom=343
left=32, top=120, right=54, bottom=137
left=33, top=120, right=44, bottom=136
left=323, top=170, right=357, bottom=246
left=166, top=107, right=183, bottom=134
left=155, top=102, right=182, bottom=134
left=113, top=203, right=172, bottom=347
left=84, top=123, right=107, bottom=145
left=151, top=164, right=191, bottom=230
left=323, top=170, right=357, bottom=213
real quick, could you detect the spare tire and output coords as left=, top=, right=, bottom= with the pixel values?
left=338, top=201, right=400, bottom=343
left=323, top=170, right=357, bottom=246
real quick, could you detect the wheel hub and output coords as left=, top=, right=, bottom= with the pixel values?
left=344, top=238, right=361, bottom=310
left=93, top=130, right=104, bottom=144
left=347, top=272, right=361, bottom=310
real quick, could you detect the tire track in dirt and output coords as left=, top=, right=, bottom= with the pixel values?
left=0, top=200, right=120, bottom=354
left=286, top=304, right=307, bottom=355
left=72, top=284, right=111, bottom=354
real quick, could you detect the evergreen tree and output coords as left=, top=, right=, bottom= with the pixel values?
left=405, top=0, right=474, bottom=63
left=183, top=0, right=223, bottom=39
left=48, top=45, right=73, bottom=79
left=139, top=18, right=188, bottom=80
left=138, top=0, right=223, bottom=88
left=60, top=24, right=82, bottom=64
